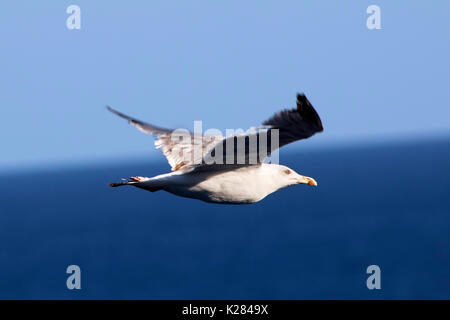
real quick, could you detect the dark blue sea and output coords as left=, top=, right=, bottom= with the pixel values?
left=1, top=138, right=449, bottom=299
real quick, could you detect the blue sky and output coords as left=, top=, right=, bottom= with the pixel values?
left=0, top=1, right=449, bottom=170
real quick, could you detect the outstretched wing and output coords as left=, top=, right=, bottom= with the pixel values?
left=106, top=106, right=224, bottom=171
left=107, top=93, right=322, bottom=171
left=197, top=93, right=323, bottom=167
left=262, top=93, right=323, bottom=148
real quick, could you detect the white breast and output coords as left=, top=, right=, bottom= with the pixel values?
left=164, top=165, right=283, bottom=204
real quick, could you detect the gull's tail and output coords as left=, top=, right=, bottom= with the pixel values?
left=108, top=176, right=160, bottom=192
left=109, top=181, right=132, bottom=187
left=109, top=177, right=142, bottom=187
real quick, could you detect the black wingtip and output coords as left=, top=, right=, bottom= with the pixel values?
left=105, top=105, right=134, bottom=122
left=106, top=105, right=120, bottom=115
left=296, top=93, right=310, bottom=108
left=296, top=92, right=306, bottom=100
left=296, top=93, right=323, bottom=132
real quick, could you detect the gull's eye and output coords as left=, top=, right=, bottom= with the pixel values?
left=284, top=169, right=291, bottom=175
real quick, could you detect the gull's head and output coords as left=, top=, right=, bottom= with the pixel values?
left=275, top=165, right=318, bottom=188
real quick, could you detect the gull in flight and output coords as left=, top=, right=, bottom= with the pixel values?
left=107, top=93, right=323, bottom=204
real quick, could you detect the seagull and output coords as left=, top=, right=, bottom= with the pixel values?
left=107, top=93, right=323, bottom=204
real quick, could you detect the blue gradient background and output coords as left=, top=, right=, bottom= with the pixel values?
left=0, top=1, right=449, bottom=299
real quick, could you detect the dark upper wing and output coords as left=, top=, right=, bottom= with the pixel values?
left=262, top=93, right=323, bottom=148
left=193, top=93, right=323, bottom=169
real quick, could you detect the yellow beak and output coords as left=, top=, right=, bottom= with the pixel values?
left=305, top=177, right=318, bottom=186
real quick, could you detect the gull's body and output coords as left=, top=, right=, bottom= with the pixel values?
left=107, top=94, right=323, bottom=204
left=122, top=164, right=313, bottom=204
